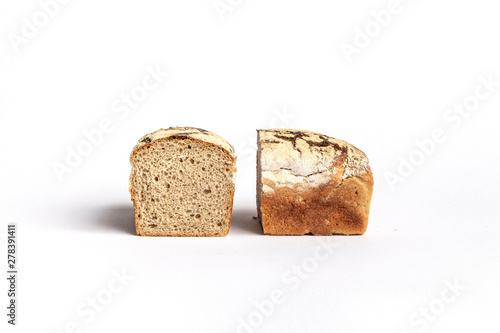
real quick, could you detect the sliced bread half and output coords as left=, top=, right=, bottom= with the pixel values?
left=129, top=127, right=236, bottom=236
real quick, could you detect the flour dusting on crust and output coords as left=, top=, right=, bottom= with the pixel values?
left=258, top=129, right=369, bottom=190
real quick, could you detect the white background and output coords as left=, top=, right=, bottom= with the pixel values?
left=1, top=0, right=499, bottom=332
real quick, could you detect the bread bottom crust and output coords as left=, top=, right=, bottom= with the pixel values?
left=260, top=174, right=373, bottom=235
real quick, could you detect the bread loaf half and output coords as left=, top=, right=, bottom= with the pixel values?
left=129, top=127, right=236, bottom=236
left=257, top=129, right=373, bottom=235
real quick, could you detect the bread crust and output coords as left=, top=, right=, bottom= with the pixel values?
left=129, top=127, right=236, bottom=237
left=131, top=127, right=235, bottom=157
left=257, top=129, right=373, bottom=235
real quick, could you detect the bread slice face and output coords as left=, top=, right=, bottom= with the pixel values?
left=257, top=129, right=373, bottom=235
left=129, top=127, right=236, bottom=236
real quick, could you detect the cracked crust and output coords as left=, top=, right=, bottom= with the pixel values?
left=257, top=129, right=373, bottom=235
left=132, top=127, right=235, bottom=159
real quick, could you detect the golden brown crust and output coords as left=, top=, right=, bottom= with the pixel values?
left=130, top=132, right=236, bottom=237
left=260, top=169, right=373, bottom=235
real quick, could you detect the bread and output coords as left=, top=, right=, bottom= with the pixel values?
left=257, top=129, right=373, bottom=235
left=129, top=127, right=236, bottom=236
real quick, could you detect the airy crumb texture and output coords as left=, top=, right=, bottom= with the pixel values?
left=129, top=127, right=236, bottom=237
left=257, top=129, right=374, bottom=235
